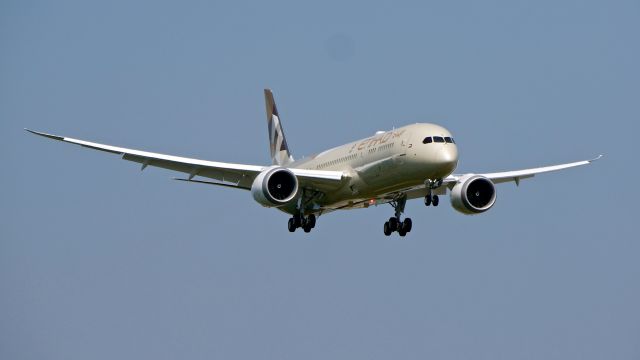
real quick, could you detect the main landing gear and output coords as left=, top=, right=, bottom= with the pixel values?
left=384, top=217, right=412, bottom=236
left=288, top=213, right=316, bottom=233
left=383, top=195, right=412, bottom=237
left=424, top=179, right=442, bottom=207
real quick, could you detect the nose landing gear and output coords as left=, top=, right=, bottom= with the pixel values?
left=424, top=194, right=439, bottom=206
left=424, top=179, right=442, bottom=207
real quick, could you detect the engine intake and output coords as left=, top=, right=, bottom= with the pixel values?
left=251, top=167, right=299, bottom=207
left=450, top=175, right=497, bottom=214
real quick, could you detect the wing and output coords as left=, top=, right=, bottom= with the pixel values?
left=443, top=155, right=603, bottom=185
left=26, top=129, right=345, bottom=190
left=388, top=155, right=603, bottom=202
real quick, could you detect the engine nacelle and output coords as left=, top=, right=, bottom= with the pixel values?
left=251, top=167, right=299, bottom=207
left=450, top=174, right=497, bottom=214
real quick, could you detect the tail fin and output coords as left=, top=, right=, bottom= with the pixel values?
left=264, top=89, right=294, bottom=165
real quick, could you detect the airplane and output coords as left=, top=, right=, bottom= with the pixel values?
left=26, top=89, right=601, bottom=236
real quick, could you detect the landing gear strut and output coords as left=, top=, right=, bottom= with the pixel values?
left=424, top=179, right=442, bottom=207
left=383, top=195, right=412, bottom=237
left=288, top=213, right=316, bottom=233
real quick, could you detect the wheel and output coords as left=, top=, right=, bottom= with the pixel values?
left=403, top=218, right=412, bottom=232
left=303, top=224, right=312, bottom=233
left=424, top=195, right=432, bottom=206
left=383, top=222, right=392, bottom=236
left=388, top=217, right=399, bottom=231
left=398, top=228, right=407, bottom=237
left=288, top=218, right=296, bottom=232
left=432, top=195, right=440, bottom=206
left=293, top=214, right=302, bottom=227
left=307, top=214, right=316, bottom=228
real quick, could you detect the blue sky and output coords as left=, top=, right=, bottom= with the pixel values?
left=2, top=0, right=639, bottom=359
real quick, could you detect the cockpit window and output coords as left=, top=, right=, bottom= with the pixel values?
left=433, top=136, right=445, bottom=143
left=422, top=137, right=432, bottom=144
left=444, top=137, right=453, bottom=143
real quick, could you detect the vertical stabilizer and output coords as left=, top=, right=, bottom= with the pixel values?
left=265, top=89, right=294, bottom=165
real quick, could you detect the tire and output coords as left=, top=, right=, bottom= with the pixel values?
left=424, top=195, right=432, bottom=206
left=398, top=228, right=407, bottom=237
left=307, top=214, right=316, bottom=228
left=293, top=214, right=302, bottom=228
left=383, top=222, right=392, bottom=236
left=432, top=195, right=439, bottom=207
left=288, top=218, right=296, bottom=232
left=388, top=217, right=399, bottom=231
left=403, top=218, right=412, bottom=232
left=303, top=225, right=312, bottom=233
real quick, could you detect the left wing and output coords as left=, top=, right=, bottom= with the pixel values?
left=443, top=155, right=603, bottom=185
left=26, top=129, right=345, bottom=190
left=393, top=155, right=602, bottom=202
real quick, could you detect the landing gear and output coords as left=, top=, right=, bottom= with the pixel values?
left=388, top=217, right=399, bottom=231
left=288, top=213, right=316, bottom=233
left=383, top=222, right=392, bottom=236
left=384, top=217, right=412, bottom=237
left=424, top=194, right=439, bottom=207
left=383, top=195, right=413, bottom=236
left=424, top=179, right=442, bottom=207
left=305, top=214, right=316, bottom=228
left=402, top=218, right=412, bottom=232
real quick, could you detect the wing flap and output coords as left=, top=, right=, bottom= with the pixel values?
left=173, top=178, right=251, bottom=190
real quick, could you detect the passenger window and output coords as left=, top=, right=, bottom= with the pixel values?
left=433, top=136, right=444, bottom=143
left=444, top=137, right=453, bottom=143
left=423, top=137, right=432, bottom=144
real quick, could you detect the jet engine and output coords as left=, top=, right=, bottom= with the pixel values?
left=251, top=167, right=299, bottom=207
left=450, top=174, right=497, bottom=214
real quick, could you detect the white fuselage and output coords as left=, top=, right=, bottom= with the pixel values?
left=289, top=123, right=459, bottom=209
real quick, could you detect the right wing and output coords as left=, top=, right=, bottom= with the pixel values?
left=26, top=129, right=345, bottom=190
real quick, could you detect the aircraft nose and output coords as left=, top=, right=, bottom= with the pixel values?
left=437, top=146, right=458, bottom=173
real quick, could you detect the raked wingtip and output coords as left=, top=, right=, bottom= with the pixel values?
left=25, top=128, right=64, bottom=141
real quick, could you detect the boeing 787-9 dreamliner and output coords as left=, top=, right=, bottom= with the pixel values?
left=27, top=89, right=601, bottom=236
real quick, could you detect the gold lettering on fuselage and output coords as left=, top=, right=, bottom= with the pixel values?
left=356, top=139, right=369, bottom=151
left=350, top=130, right=405, bottom=153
